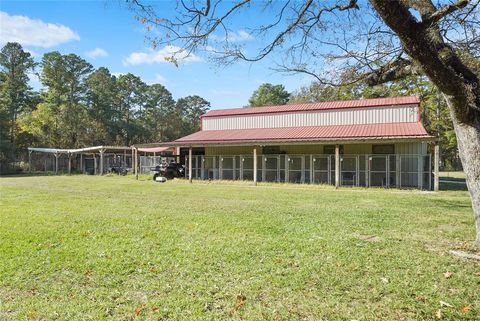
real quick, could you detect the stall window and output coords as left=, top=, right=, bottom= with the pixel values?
left=372, top=144, right=395, bottom=154
left=263, top=146, right=282, bottom=154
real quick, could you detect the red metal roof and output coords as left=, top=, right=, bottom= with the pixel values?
left=203, top=96, right=420, bottom=118
left=170, top=122, right=433, bottom=145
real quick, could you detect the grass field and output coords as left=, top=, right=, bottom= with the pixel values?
left=439, top=171, right=466, bottom=180
left=1, top=175, right=479, bottom=320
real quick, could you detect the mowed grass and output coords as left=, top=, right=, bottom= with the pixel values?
left=440, top=171, right=466, bottom=180
left=0, top=176, right=479, bottom=321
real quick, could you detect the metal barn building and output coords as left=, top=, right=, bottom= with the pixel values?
left=163, top=96, right=440, bottom=190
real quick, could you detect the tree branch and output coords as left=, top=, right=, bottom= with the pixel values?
left=364, top=58, right=421, bottom=86
left=422, top=0, right=470, bottom=26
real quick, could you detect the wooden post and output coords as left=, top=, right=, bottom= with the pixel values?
left=80, top=153, right=83, bottom=174
left=67, top=153, right=72, bottom=175
left=253, top=147, right=257, bottom=185
left=434, top=143, right=440, bottom=191
left=335, top=145, right=340, bottom=188
left=28, top=150, right=32, bottom=173
left=99, top=149, right=105, bottom=175
left=188, top=147, right=193, bottom=183
left=396, top=154, right=401, bottom=188
left=55, top=153, right=59, bottom=174
left=93, top=154, right=97, bottom=175
left=418, top=155, right=424, bottom=190
left=123, top=149, right=127, bottom=168
left=135, top=147, right=139, bottom=180
left=131, top=147, right=134, bottom=169
left=365, top=155, right=369, bottom=187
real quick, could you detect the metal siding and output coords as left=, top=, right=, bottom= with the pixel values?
left=202, top=105, right=419, bottom=130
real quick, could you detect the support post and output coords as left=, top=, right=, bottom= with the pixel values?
left=253, top=147, right=257, bottom=186
left=68, top=153, right=72, bottom=175
left=365, top=155, right=369, bottom=187
left=135, top=148, right=139, bottom=180
left=93, top=154, right=97, bottom=175
left=434, top=143, right=440, bottom=191
left=418, top=155, right=424, bottom=190
left=131, top=147, right=134, bottom=169
left=80, top=153, right=83, bottom=174
left=396, top=155, right=401, bottom=188
left=99, top=149, right=105, bottom=175
left=124, top=149, right=127, bottom=168
left=28, top=150, right=32, bottom=173
left=55, top=153, right=59, bottom=174
left=335, top=145, right=340, bottom=188
left=188, top=147, right=193, bottom=183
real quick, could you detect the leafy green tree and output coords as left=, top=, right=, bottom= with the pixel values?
left=0, top=42, right=35, bottom=165
left=175, top=95, right=210, bottom=137
left=116, top=73, right=147, bottom=145
left=141, top=83, right=176, bottom=142
left=248, top=83, right=290, bottom=107
left=85, top=67, right=119, bottom=145
left=31, top=52, right=93, bottom=148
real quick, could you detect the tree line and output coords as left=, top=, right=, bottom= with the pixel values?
left=0, top=42, right=210, bottom=169
left=249, top=81, right=460, bottom=170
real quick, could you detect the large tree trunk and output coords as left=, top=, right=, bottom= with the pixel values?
left=445, top=96, right=480, bottom=243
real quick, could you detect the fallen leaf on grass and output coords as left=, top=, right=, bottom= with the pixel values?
left=235, top=294, right=247, bottom=310
left=440, top=300, right=453, bottom=308
left=381, top=277, right=389, bottom=284
left=435, top=309, right=442, bottom=319
left=461, top=304, right=471, bottom=313
left=229, top=294, right=247, bottom=316
left=443, top=271, right=453, bottom=279
left=474, top=272, right=480, bottom=277
left=135, top=304, right=146, bottom=316
left=416, top=296, right=427, bottom=303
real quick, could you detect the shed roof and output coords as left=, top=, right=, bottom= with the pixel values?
left=202, top=96, right=420, bottom=118
left=28, top=146, right=131, bottom=154
left=167, top=122, right=434, bottom=146
left=137, top=146, right=172, bottom=153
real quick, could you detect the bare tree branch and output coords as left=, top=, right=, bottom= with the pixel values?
left=422, top=0, right=470, bottom=26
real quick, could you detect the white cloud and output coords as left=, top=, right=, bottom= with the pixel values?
left=0, top=11, right=80, bottom=48
left=211, top=30, right=253, bottom=43
left=123, top=45, right=203, bottom=66
left=86, top=48, right=108, bottom=59
left=229, top=30, right=253, bottom=42
left=154, top=74, right=167, bottom=84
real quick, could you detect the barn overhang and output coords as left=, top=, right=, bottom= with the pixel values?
left=155, top=122, right=437, bottom=148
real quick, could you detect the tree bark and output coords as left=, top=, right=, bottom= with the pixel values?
left=445, top=96, right=480, bottom=242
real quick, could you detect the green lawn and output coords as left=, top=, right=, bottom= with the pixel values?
left=440, top=171, right=466, bottom=180
left=1, top=176, right=479, bottom=320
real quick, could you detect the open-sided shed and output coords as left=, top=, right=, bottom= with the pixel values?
left=28, top=146, right=133, bottom=175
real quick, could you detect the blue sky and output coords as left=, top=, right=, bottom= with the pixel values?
left=0, top=0, right=312, bottom=109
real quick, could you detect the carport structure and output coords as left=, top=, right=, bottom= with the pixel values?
left=28, top=146, right=133, bottom=175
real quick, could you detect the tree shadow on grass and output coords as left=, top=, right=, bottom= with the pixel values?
left=440, top=181, right=468, bottom=191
